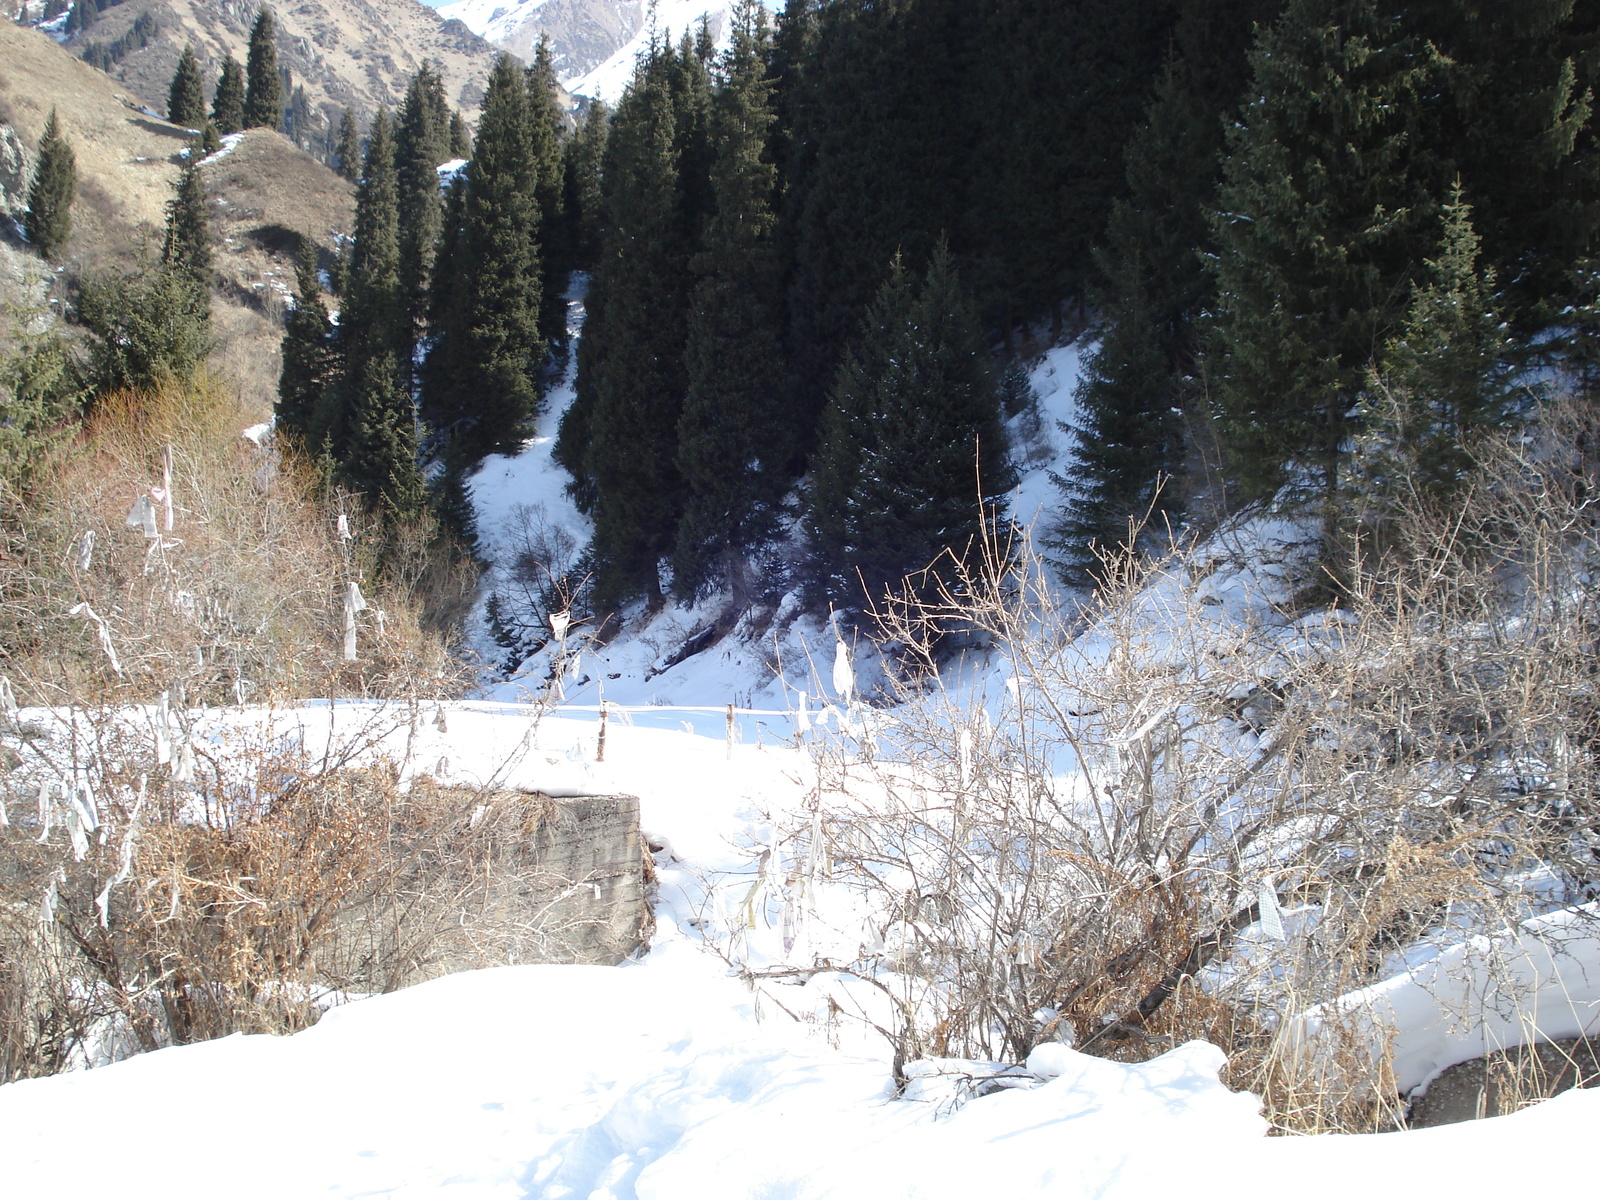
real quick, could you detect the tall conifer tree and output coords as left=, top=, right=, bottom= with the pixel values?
left=805, top=244, right=1012, bottom=614
left=211, top=56, right=246, bottom=135
left=422, top=54, right=543, bottom=463
left=559, top=39, right=692, bottom=611
left=527, top=35, right=570, bottom=349
left=674, top=0, right=788, bottom=599
left=1206, top=0, right=1444, bottom=508
left=24, top=108, right=75, bottom=259
left=334, top=109, right=360, bottom=180
left=162, top=157, right=213, bottom=296
left=395, top=63, right=450, bottom=388
left=167, top=45, right=206, bottom=128
left=243, top=8, right=283, bottom=131
left=277, top=241, right=335, bottom=442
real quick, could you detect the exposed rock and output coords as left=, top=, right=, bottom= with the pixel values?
left=0, top=123, right=30, bottom=226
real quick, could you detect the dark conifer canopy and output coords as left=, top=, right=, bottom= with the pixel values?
left=24, top=108, right=75, bottom=260
left=243, top=8, right=284, bottom=131
left=167, top=45, right=207, bottom=130
left=211, top=57, right=246, bottom=135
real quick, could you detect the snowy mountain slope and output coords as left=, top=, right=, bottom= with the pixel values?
left=439, top=0, right=780, bottom=97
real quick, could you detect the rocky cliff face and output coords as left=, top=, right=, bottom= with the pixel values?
left=438, top=0, right=746, bottom=97
left=46, top=0, right=503, bottom=133
left=0, top=124, right=29, bottom=228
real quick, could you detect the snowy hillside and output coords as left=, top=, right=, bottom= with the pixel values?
left=459, top=283, right=1079, bottom=731
left=438, top=0, right=780, bottom=97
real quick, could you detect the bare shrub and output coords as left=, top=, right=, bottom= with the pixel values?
left=0, top=375, right=472, bottom=706
left=760, top=394, right=1600, bottom=1131
left=0, top=705, right=646, bottom=1083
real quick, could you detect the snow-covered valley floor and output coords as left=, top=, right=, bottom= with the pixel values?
left=2, top=703, right=1595, bottom=1199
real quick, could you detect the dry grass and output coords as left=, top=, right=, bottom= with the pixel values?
left=0, top=375, right=472, bottom=706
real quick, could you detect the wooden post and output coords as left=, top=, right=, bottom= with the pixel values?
left=726, top=702, right=735, bottom=760
left=596, top=700, right=608, bottom=762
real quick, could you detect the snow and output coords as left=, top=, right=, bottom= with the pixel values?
left=4, top=693, right=1599, bottom=1198
left=1287, top=904, right=1600, bottom=1095
left=4, top=229, right=1597, bottom=1197
left=438, top=0, right=782, bottom=98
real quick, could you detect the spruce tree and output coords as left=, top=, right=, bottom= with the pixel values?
left=805, top=243, right=1012, bottom=614
left=162, top=157, right=213, bottom=296
left=1361, top=186, right=1518, bottom=504
left=1206, top=0, right=1445, bottom=509
left=448, top=111, right=471, bottom=158
left=1053, top=0, right=1276, bottom=582
left=334, top=109, right=360, bottom=180
left=212, top=56, right=246, bottom=135
left=243, top=8, right=283, bottom=131
left=317, top=111, right=421, bottom=512
left=24, top=108, right=75, bottom=260
left=395, top=63, right=450, bottom=387
left=527, top=35, right=569, bottom=349
left=276, top=240, right=334, bottom=442
left=167, top=45, right=206, bottom=129
left=673, top=0, right=788, bottom=599
left=560, top=99, right=607, bottom=270
left=422, top=54, right=543, bottom=463
left=560, top=39, right=693, bottom=611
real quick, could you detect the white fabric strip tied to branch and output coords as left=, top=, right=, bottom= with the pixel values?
left=795, top=688, right=810, bottom=733
left=69, top=602, right=125, bottom=678
left=36, top=780, right=54, bottom=843
left=1257, top=879, right=1287, bottom=942
left=72, top=529, right=94, bottom=573
left=343, top=582, right=368, bottom=661
left=125, top=494, right=159, bottom=539
left=40, top=870, right=63, bottom=927
left=155, top=690, right=173, bottom=766
left=0, top=674, right=16, bottom=717
left=832, top=640, right=854, bottom=705
left=97, top=776, right=146, bottom=928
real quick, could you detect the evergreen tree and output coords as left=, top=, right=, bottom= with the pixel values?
left=167, top=44, right=206, bottom=129
left=1206, top=0, right=1446, bottom=509
left=334, top=109, right=360, bottom=180
left=420, top=173, right=468, bottom=438
left=162, top=157, right=213, bottom=296
left=78, top=167, right=214, bottom=396
left=673, top=0, right=788, bottom=599
left=1052, top=0, right=1276, bottom=582
left=317, top=111, right=421, bottom=513
left=395, top=63, right=450, bottom=387
left=243, top=8, right=283, bottom=131
left=212, top=56, right=246, bottom=135
left=805, top=243, right=1012, bottom=614
left=422, top=54, right=544, bottom=463
left=24, top=108, right=75, bottom=260
left=200, top=121, right=221, bottom=156
left=558, top=39, right=692, bottom=611
left=560, top=99, right=608, bottom=270
left=1361, top=186, right=1518, bottom=504
left=528, top=35, right=570, bottom=349
left=276, top=240, right=334, bottom=442
left=448, top=110, right=471, bottom=158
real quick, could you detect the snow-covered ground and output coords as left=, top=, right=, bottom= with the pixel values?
left=4, top=278, right=1597, bottom=1196
left=2, top=697, right=1597, bottom=1198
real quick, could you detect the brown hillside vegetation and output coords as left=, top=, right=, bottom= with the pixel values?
left=0, top=21, right=355, bottom=412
